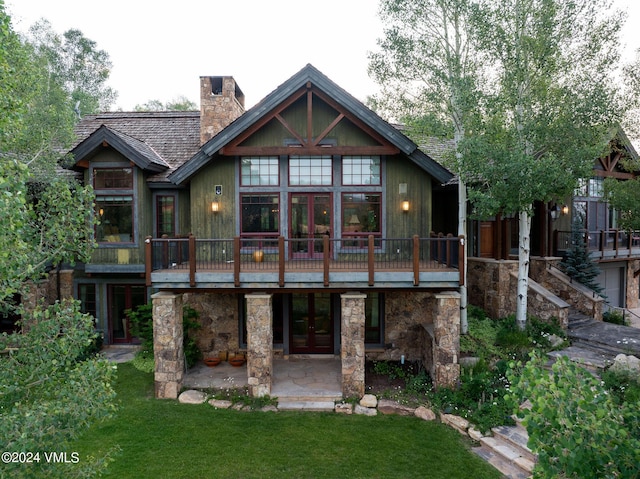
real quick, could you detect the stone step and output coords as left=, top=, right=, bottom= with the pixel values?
left=491, top=425, right=536, bottom=464
left=473, top=442, right=532, bottom=479
left=547, top=345, right=615, bottom=372
left=276, top=400, right=336, bottom=411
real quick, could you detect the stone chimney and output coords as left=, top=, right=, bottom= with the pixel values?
left=200, top=76, right=245, bottom=145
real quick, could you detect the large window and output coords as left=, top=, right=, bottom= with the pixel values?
left=342, top=156, right=381, bottom=185
left=96, top=196, right=134, bottom=243
left=342, top=193, right=381, bottom=246
left=94, top=167, right=135, bottom=244
left=289, top=156, right=332, bottom=186
left=241, top=194, right=279, bottom=247
left=241, top=157, right=279, bottom=186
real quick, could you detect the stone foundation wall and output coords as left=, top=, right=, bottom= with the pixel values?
left=375, top=292, right=434, bottom=361
left=468, top=258, right=518, bottom=320
left=182, top=293, right=239, bottom=357
left=530, top=257, right=602, bottom=323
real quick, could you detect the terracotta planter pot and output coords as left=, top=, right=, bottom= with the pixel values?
left=229, top=358, right=245, bottom=367
left=204, top=357, right=221, bottom=367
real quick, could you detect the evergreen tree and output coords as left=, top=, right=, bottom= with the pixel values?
left=561, top=217, right=603, bottom=295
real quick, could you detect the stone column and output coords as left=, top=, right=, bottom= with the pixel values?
left=152, top=292, right=184, bottom=399
left=340, top=292, right=366, bottom=398
left=432, top=291, right=461, bottom=389
left=58, top=269, right=74, bottom=299
left=245, top=293, right=273, bottom=397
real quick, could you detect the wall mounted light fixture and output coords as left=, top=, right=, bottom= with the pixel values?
left=549, top=204, right=559, bottom=221
left=561, top=204, right=569, bottom=216
left=211, top=200, right=220, bottom=213
left=402, top=200, right=410, bottom=212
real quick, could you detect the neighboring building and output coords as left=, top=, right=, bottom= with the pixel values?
left=69, top=65, right=464, bottom=398
left=468, top=128, right=640, bottom=315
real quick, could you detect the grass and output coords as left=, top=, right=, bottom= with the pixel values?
left=74, top=364, right=502, bottom=479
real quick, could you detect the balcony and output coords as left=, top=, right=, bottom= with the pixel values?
left=553, top=229, right=640, bottom=259
left=145, top=235, right=464, bottom=290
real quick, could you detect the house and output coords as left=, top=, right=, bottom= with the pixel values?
left=467, top=127, right=640, bottom=321
left=68, top=64, right=464, bottom=399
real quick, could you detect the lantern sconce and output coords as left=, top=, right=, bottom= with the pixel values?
left=402, top=200, right=410, bottom=212
left=561, top=204, right=569, bottom=216
left=549, top=203, right=559, bottom=221
left=211, top=184, right=222, bottom=213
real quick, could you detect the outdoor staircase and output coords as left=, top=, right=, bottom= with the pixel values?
left=473, top=419, right=535, bottom=479
left=546, top=308, right=640, bottom=372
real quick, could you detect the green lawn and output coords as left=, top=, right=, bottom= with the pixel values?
left=74, top=364, right=502, bottom=479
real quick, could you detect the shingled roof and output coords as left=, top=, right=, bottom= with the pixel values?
left=71, top=111, right=200, bottom=183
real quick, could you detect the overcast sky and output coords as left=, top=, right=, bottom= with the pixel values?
left=6, top=0, right=640, bottom=112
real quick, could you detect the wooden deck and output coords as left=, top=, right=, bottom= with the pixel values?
left=146, top=235, right=463, bottom=290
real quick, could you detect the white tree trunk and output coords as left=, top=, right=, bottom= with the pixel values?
left=516, top=208, right=532, bottom=330
left=458, top=178, right=468, bottom=334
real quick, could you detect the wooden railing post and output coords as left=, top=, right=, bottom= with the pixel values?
left=459, top=235, right=465, bottom=286
left=278, top=236, right=285, bottom=287
left=161, top=233, right=169, bottom=269
left=368, top=235, right=375, bottom=286
left=188, top=234, right=196, bottom=287
left=234, top=237, right=240, bottom=287
left=145, top=236, right=152, bottom=286
left=413, top=235, right=420, bottom=286
left=446, top=233, right=452, bottom=266
left=323, top=235, right=330, bottom=287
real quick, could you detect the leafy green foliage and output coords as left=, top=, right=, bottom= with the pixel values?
left=506, top=353, right=640, bottom=478
left=602, top=309, right=628, bottom=326
left=604, top=175, right=640, bottom=233
left=0, top=161, right=96, bottom=311
left=0, top=299, right=118, bottom=478
left=134, top=96, right=197, bottom=111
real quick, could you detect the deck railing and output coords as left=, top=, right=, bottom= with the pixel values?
left=145, top=234, right=464, bottom=287
left=554, top=229, right=640, bottom=258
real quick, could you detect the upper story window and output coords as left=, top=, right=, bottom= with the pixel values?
left=241, top=157, right=279, bottom=186
left=94, top=167, right=135, bottom=244
left=94, top=167, right=133, bottom=189
left=156, top=195, right=175, bottom=237
left=289, top=156, right=332, bottom=186
left=574, top=177, right=603, bottom=198
left=342, top=156, right=381, bottom=185
left=95, top=196, right=134, bottom=243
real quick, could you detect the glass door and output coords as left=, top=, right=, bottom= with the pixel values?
left=291, top=293, right=333, bottom=353
left=109, top=284, right=146, bottom=343
left=290, top=193, right=331, bottom=259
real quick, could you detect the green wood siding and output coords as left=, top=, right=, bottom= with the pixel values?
left=385, top=155, right=433, bottom=238
left=240, top=95, right=378, bottom=148
left=190, top=157, right=236, bottom=239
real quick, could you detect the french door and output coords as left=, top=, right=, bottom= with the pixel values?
left=290, top=193, right=331, bottom=259
left=108, top=284, right=146, bottom=343
left=290, top=293, right=333, bottom=353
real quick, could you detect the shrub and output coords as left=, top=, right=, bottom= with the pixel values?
left=603, top=309, right=628, bottom=326
left=506, top=353, right=640, bottom=479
